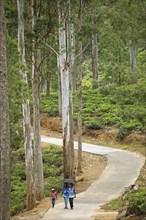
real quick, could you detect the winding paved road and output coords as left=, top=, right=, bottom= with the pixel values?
left=41, top=136, right=145, bottom=220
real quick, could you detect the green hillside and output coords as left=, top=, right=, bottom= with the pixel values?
left=41, top=80, right=146, bottom=139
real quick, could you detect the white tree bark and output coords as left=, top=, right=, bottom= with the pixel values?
left=57, top=56, right=62, bottom=116
left=17, top=0, right=35, bottom=210
left=0, top=0, right=11, bottom=218
left=58, top=0, right=74, bottom=179
left=71, top=24, right=76, bottom=90
left=31, top=0, right=44, bottom=201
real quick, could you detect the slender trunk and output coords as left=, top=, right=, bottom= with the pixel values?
left=31, top=0, right=44, bottom=201
left=67, top=0, right=74, bottom=179
left=130, top=39, right=137, bottom=83
left=70, top=23, right=76, bottom=91
left=0, top=1, right=11, bottom=219
left=57, top=56, right=62, bottom=116
left=58, top=0, right=74, bottom=179
left=92, top=33, right=98, bottom=87
left=17, top=0, right=35, bottom=210
left=77, top=0, right=83, bottom=173
left=46, top=51, right=51, bottom=96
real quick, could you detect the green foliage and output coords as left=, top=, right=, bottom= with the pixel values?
left=42, top=144, right=63, bottom=165
left=82, top=62, right=93, bottom=90
left=125, top=190, right=146, bottom=215
left=44, top=176, right=63, bottom=197
left=11, top=182, right=26, bottom=216
left=11, top=163, right=26, bottom=215
left=104, top=197, right=123, bottom=211
left=84, top=118, right=103, bottom=130
left=11, top=145, right=63, bottom=215
left=7, top=35, right=24, bottom=150
left=117, top=127, right=129, bottom=140
left=11, top=163, right=26, bottom=181
left=40, top=93, right=58, bottom=115
left=41, top=81, right=146, bottom=138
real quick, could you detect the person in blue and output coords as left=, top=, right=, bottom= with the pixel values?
left=62, top=183, right=69, bottom=209
left=68, top=183, right=76, bottom=210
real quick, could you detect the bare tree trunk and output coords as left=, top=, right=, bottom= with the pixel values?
left=92, top=33, right=98, bottom=83
left=77, top=0, right=83, bottom=173
left=70, top=23, right=76, bottom=91
left=46, top=51, right=51, bottom=96
left=17, top=0, right=35, bottom=210
left=31, top=0, right=44, bottom=201
left=57, top=56, right=62, bottom=116
left=130, top=39, right=137, bottom=83
left=67, top=0, right=74, bottom=179
left=58, top=0, right=74, bottom=179
left=0, top=1, right=11, bottom=219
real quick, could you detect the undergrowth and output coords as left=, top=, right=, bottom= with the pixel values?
left=11, top=144, right=63, bottom=215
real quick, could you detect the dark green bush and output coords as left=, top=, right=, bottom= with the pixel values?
left=11, top=163, right=26, bottom=181
left=43, top=165, right=63, bottom=178
left=42, top=144, right=63, bottom=166
left=125, top=190, right=146, bottom=215
left=84, top=118, right=104, bottom=130
left=40, top=93, right=58, bottom=116
left=11, top=171, right=26, bottom=215
left=117, top=127, right=130, bottom=139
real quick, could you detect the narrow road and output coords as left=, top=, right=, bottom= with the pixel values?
left=41, top=136, right=145, bottom=220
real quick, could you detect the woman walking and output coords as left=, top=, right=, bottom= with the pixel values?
left=68, top=183, right=76, bottom=210
left=62, top=183, right=69, bottom=209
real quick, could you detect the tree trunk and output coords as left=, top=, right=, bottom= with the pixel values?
left=77, top=0, right=83, bottom=173
left=46, top=51, right=51, bottom=96
left=58, top=0, right=74, bottom=179
left=31, top=0, right=44, bottom=201
left=17, top=0, right=35, bottom=210
left=92, top=33, right=98, bottom=87
left=57, top=56, right=62, bottom=116
left=0, top=1, right=11, bottom=219
left=70, top=23, right=76, bottom=91
left=130, top=39, right=137, bottom=83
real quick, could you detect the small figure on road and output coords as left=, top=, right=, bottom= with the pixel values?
left=50, top=188, right=57, bottom=208
left=68, top=183, right=76, bottom=210
left=62, top=183, right=69, bottom=209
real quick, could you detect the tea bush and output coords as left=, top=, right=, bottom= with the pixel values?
left=40, top=80, right=146, bottom=135
left=125, top=190, right=146, bottom=215
left=11, top=144, right=63, bottom=215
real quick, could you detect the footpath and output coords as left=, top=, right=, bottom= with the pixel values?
left=41, top=136, right=145, bottom=220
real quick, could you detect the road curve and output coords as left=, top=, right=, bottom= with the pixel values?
left=41, top=136, right=145, bottom=220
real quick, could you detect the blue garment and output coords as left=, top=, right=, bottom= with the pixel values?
left=68, top=186, right=75, bottom=198
left=62, top=186, right=69, bottom=198
left=62, top=186, right=69, bottom=208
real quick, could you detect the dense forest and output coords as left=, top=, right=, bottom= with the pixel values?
left=0, top=0, right=146, bottom=219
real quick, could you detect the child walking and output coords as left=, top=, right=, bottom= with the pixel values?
left=50, top=188, right=57, bottom=208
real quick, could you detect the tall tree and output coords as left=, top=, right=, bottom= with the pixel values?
left=46, top=50, right=51, bottom=96
left=58, top=0, right=74, bottom=179
left=0, top=0, right=11, bottom=219
left=92, top=33, right=98, bottom=83
left=17, top=0, right=35, bottom=210
left=31, top=0, right=44, bottom=201
left=129, top=39, right=137, bottom=83
left=77, top=0, right=83, bottom=173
